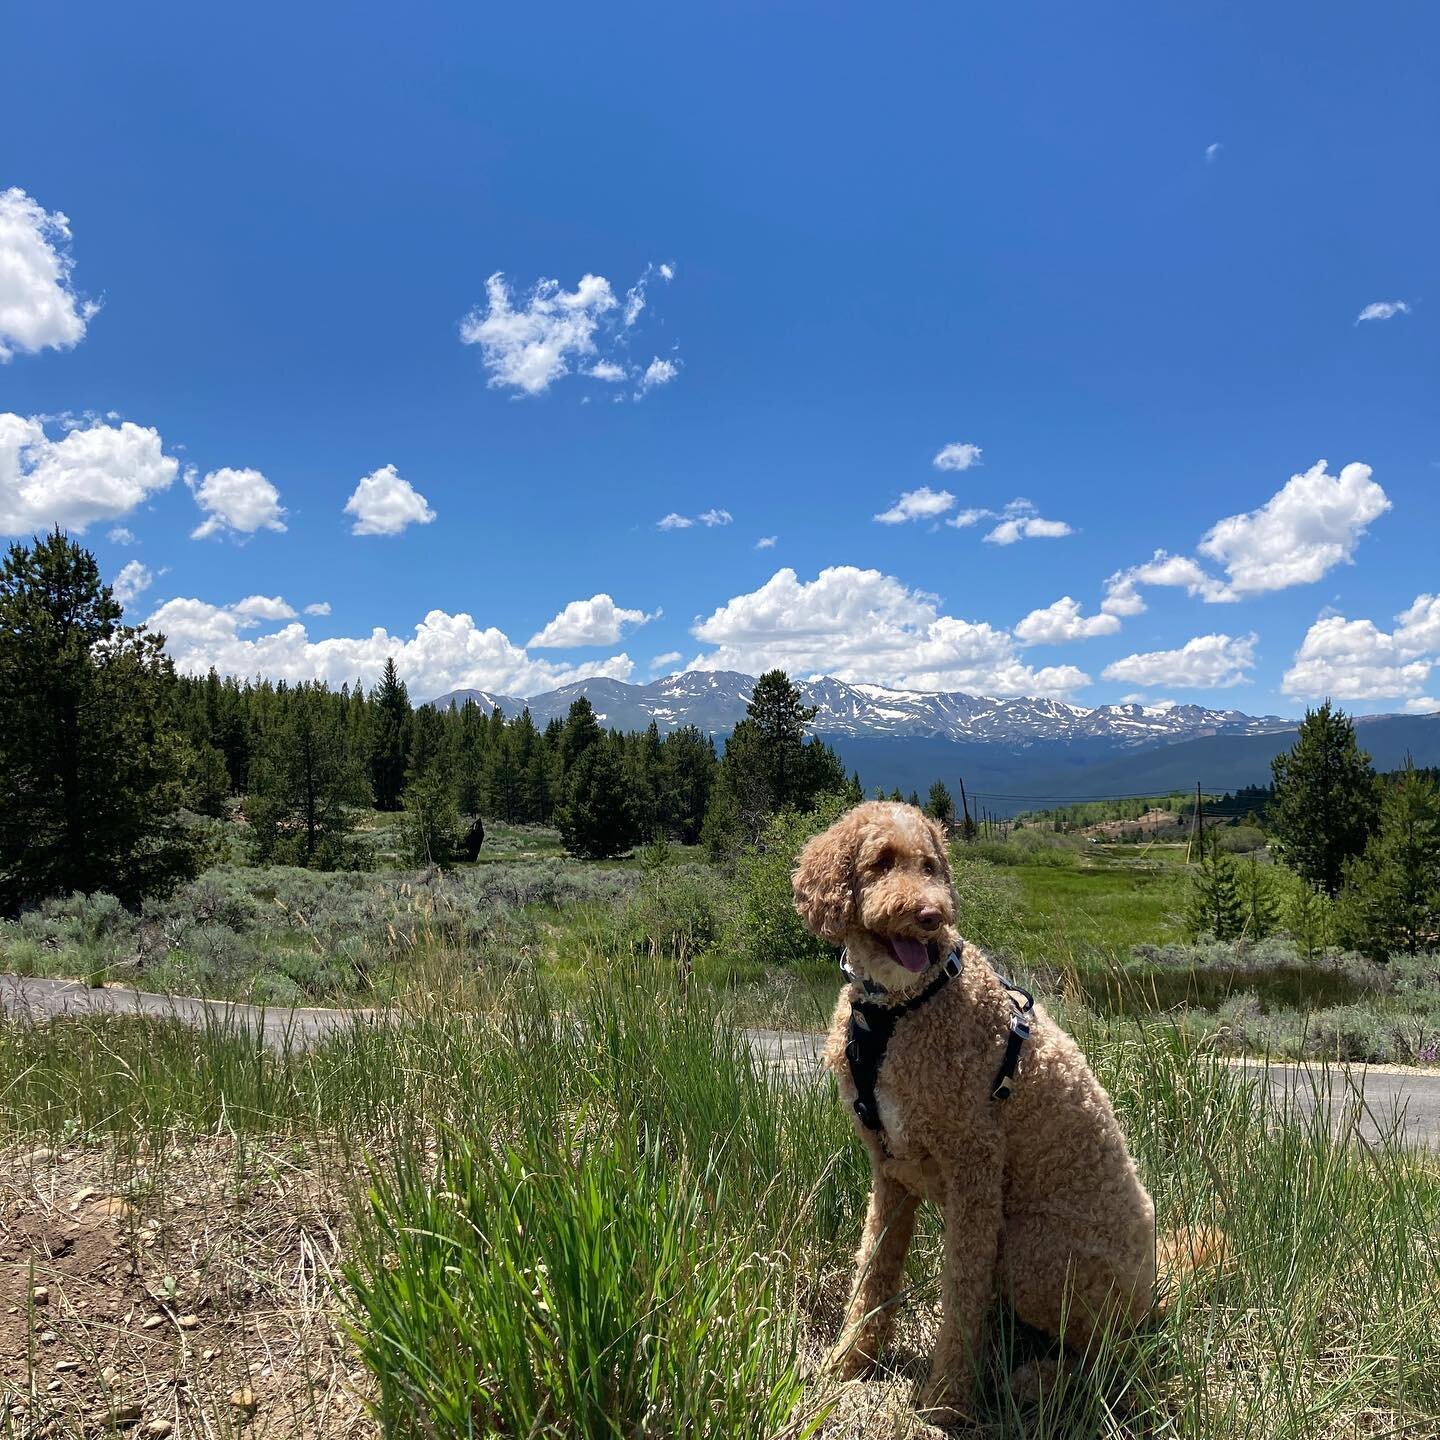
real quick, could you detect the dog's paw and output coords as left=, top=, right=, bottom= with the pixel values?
left=823, top=1338, right=877, bottom=1383
left=1007, top=1357, right=1060, bottom=1408
left=912, top=1374, right=970, bottom=1428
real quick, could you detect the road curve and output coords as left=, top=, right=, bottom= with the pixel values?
left=3, top=975, right=1438, bottom=1149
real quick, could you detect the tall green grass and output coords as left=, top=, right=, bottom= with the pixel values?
left=0, top=967, right=1435, bottom=1437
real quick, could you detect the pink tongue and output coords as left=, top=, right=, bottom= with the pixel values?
left=889, top=936, right=931, bottom=973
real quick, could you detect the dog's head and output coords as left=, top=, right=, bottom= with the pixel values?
left=792, top=801, right=958, bottom=989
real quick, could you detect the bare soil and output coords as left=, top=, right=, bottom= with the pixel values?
left=0, top=1141, right=372, bottom=1437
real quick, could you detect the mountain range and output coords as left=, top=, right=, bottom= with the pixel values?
left=428, top=672, right=1440, bottom=813
left=430, top=670, right=1295, bottom=747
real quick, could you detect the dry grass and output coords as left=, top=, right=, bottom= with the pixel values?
left=0, top=1140, right=372, bottom=1438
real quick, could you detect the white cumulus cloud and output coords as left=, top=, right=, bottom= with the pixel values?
left=1, top=414, right=179, bottom=535
left=343, top=464, right=436, bottom=536
left=303, top=601, right=331, bottom=616
left=984, top=514, right=1072, bottom=545
left=874, top=486, right=955, bottom=524
left=107, top=526, right=137, bottom=545
left=460, top=264, right=678, bottom=396
left=1102, top=633, right=1258, bottom=690
left=1196, top=460, right=1389, bottom=595
left=528, top=593, right=659, bottom=648
left=1356, top=300, right=1410, bottom=324
left=232, top=595, right=297, bottom=626
left=1103, top=460, right=1388, bottom=615
left=651, top=650, right=683, bottom=671
left=639, top=356, right=680, bottom=391
left=0, top=188, right=99, bottom=361
left=146, top=596, right=635, bottom=699
left=659, top=507, right=729, bottom=530
left=1205, top=142, right=1222, bottom=163
left=460, top=271, right=618, bottom=395
left=1103, top=552, right=1233, bottom=615
left=189, top=466, right=287, bottom=540
left=112, top=560, right=153, bottom=608
left=688, top=565, right=1090, bottom=697
left=1281, top=593, right=1440, bottom=701
left=932, top=442, right=982, bottom=472
left=1014, top=596, right=1122, bottom=646
left=941, top=497, right=1071, bottom=543
left=755, top=535, right=777, bottom=550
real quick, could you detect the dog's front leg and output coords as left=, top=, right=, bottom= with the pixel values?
left=825, top=1166, right=920, bottom=1381
left=915, top=1165, right=1003, bottom=1423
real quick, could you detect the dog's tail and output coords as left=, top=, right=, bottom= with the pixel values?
left=1153, top=1224, right=1230, bottom=1317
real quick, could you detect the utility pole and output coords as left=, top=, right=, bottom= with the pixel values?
left=958, top=777, right=975, bottom=844
left=1188, top=780, right=1204, bottom=862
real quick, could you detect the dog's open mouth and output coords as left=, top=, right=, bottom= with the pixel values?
left=882, top=934, right=940, bottom=973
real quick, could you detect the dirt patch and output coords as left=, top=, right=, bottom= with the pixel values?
left=0, top=1141, right=372, bottom=1437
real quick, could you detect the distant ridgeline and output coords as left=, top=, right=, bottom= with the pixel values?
left=428, top=672, right=1440, bottom=819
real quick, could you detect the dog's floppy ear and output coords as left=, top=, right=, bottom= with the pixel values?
left=792, top=813, right=859, bottom=942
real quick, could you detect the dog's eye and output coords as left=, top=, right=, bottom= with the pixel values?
left=873, top=849, right=895, bottom=871
left=923, top=857, right=938, bottom=876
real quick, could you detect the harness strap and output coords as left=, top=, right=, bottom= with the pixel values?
left=841, top=950, right=1034, bottom=1136
left=845, top=953, right=959, bottom=1133
left=988, top=969, right=1034, bottom=1101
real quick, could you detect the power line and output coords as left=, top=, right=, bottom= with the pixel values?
left=961, top=787, right=1241, bottom=803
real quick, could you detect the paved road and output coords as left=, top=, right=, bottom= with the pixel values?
left=0, top=974, right=379, bottom=1047
left=4, top=975, right=1438, bottom=1149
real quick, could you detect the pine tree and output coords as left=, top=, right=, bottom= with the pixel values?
left=1186, top=833, right=1245, bottom=940
left=246, top=685, right=370, bottom=868
left=656, top=726, right=717, bottom=844
left=557, top=697, right=603, bottom=775
left=1285, top=880, right=1335, bottom=962
left=714, top=670, right=847, bottom=841
left=925, top=781, right=956, bottom=829
left=555, top=738, right=637, bottom=859
left=1336, top=761, right=1440, bottom=959
left=1269, top=702, right=1379, bottom=896
left=1235, top=854, right=1280, bottom=939
left=368, top=657, right=411, bottom=811
left=400, top=766, right=462, bottom=866
left=0, top=532, right=208, bottom=912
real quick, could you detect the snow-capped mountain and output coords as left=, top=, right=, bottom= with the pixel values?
left=430, top=671, right=1294, bottom=749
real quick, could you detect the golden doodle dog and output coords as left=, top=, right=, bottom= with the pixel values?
left=793, top=801, right=1201, bottom=1421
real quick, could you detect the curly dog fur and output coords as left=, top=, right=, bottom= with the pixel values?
left=793, top=801, right=1161, bottom=1422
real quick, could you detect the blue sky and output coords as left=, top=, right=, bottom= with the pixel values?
left=3, top=2, right=1437, bottom=713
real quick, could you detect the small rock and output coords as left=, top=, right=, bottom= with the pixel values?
left=38, top=1329, right=57, bottom=1344
left=87, top=1403, right=142, bottom=1427
left=91, top=1196, right=137, bottom=1220
left=229, top=1388, right=257, bottom=1413
left=202, top=1348, right=217, bottom=1361
left=176, top=1314, right=199, bottom=1330
left=26, top=1147, right=55, bottom=1164
left=31, top=1285, right=50, bottom=1305
left=55, top=1359, right=81, bottom=1372
left=100, top=1365, right=119, bottom=1384
left=141, top=1314, right=165, bottom=1330
left=47, top=1379, right=63, bottom=1393
left=143, top=1422, right=173, bottom=1437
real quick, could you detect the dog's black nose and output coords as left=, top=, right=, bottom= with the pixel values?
left=917, top=906, right=941, bottom=927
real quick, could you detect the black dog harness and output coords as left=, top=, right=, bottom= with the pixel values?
left=842, top=945, right=1034, bottom=1140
